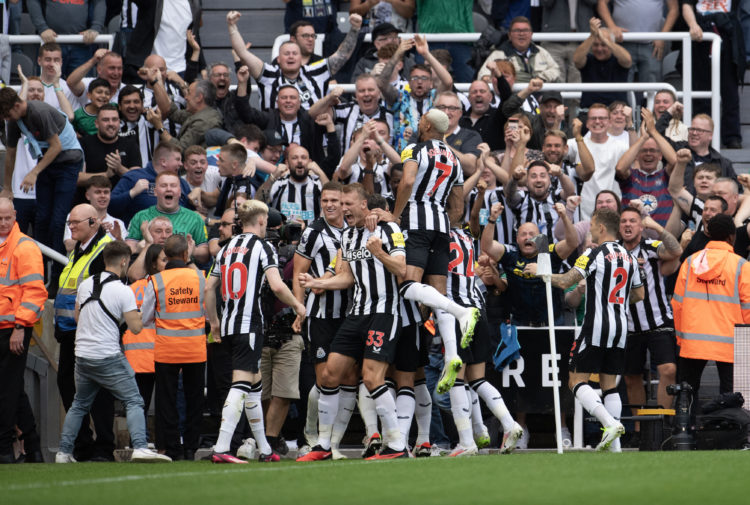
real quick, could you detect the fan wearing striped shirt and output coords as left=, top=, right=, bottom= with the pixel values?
left=528, top=208, right=644, bottom=451
left=618, top=206, right=682, bottom=432
left=227, top=10, right=363, bottom=110
left=204, top=200, right=306, bottom=464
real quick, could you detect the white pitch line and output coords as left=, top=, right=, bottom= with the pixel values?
left=2, top=458, right=428, bottom=493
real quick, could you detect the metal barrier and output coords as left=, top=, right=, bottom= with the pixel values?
left=270, top=31, right=721, bottom=150
left=8, top=34, right=115, bottom=50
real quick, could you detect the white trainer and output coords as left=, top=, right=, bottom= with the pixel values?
left=55, top=452, right=77, bottom=463
left=237, top=438, right=257, bottom=460
left=331, top=449, right=348, bottom=460
left=502, top=422, right=525, bottom=453
left=448, top=444, right=478, bottom=457
left=131, top=448, right=172, bottom=462
left=596, top=423, right=625, bottom=452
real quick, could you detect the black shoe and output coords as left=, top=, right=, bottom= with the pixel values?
left=166, top=450, right=184, bottom=461
left=23, top=450, right=45, bottom=463
left=725, top=139, right=743, bottom=149
left=183, top=449, right=196, bottom=461
left=269, top=436, right=289, bottom=456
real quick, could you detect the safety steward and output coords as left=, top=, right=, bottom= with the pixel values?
left=53, top=203, right=115, bottom=461
left=122, top=276, right=156, bottom=432
left=672, top=213, right=750, bottom=400
left=141, top=234, right=207, bottom=461
left=0, top=198, right=47, bottom=463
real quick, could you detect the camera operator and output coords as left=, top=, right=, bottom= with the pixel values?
left=259, top=209, right=304, bottom=456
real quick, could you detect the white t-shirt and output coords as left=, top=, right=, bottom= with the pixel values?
left=152, top=0, right=192, bottom=73
left=183, top=165, right=222, bottom=193
left=567, top=135, right=629, bottom=218
left=11, top=137, right=37, bottom=200
left=42, top=80, right=80, bottom=112
left=63, top=213, right=128, bottom=242
left=75, top=272, right=137, bottom=359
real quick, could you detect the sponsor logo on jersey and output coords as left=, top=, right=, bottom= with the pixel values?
left=391, top=232, right=405, bottom=248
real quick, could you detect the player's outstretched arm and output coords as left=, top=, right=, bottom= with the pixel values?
left=267, top=267, right=306, bottom=317
left=629, top=285, right=645, bottom=304
left=299, top=261, right=355, bottom=291
left=549, top=268, right=584, bottom=290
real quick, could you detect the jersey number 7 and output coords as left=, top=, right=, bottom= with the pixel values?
left=429, top=161, right=452, bottom=197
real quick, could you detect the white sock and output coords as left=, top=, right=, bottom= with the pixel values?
left=386, top=377, right=397, bottom=402
left=574, top=383, right=616, bottom=428
left=396, top=387, right=415, bottom=447
left=317, top=385, right=340, bottom=450
left=401, top=282, right=466, bottom=319
left=414, top=379, right=432, bottom=446
left=304, top=385, right=320, bottom=446
left=603, top=388, right=623, bottom=450
left=358, top=382, right=379, bottom=437
left=449, top=380, right=475, bottom=448
left=244, top=384, right=271, bottom=455
left=371, top=384, right=405, bottom=451
left=331, top=385, right=357, bottom=450
left=473, top=379, right=515, bottom=432
left=467, top=384, right=485, bottom=436
left=436, top=309, right=458, bottom=360
left=214, top=384, right=247, bottom=453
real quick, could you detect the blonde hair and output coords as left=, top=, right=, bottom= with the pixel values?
left=237, top=200, right=269, bottom=226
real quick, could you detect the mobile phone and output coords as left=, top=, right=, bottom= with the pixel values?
left=508, top=119, right=519, bottom=131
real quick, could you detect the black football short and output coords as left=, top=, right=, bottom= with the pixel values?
left=330, top=313, right=401, bottom=363
left=306, top=317, right=344, bottom=363
left=457, top=310, right=492, bottom=365
left=224, top=327, right=264, bottom=373
left=624, top=325, right=677, bottom=375
left=404, top=229, right=450, bottom=276
left=394, top=323, right=430, bottom=372
left=568, top=333, right=625, bottom=375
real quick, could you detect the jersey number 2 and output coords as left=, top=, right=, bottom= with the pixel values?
left=608, top=267, right=628, bottom=304
left=448, top=243, right=474, bottom=276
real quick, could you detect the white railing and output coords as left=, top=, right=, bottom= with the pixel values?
left=35, top=241, right=69, bottom=266
left=8, top=34, right=115, bottom=50
left=270, top=31, right=721, bottom=150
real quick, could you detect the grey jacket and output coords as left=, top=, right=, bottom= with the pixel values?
left=540, top=0, right=598, bottom=33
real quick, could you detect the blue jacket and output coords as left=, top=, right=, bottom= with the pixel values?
left=109, top=162, right=194, bottom=224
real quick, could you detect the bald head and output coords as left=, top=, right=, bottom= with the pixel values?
left=0, top=197, right=16, bottom=236
left=68, top=204, right=99, bottom=242
left=0, top=196, right=14, bottom=212
left=144, top=54, right=167, bottom=80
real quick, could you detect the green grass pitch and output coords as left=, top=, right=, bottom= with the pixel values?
left=1, top=452, right=747, bottom=505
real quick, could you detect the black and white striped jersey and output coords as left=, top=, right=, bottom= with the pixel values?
left=296, top=217, right=348, bottom=319
left=513, top=190, right=562, bottom=243
left=622, top=239, right=673, bottom=332
left=212, top=233, right=278, bottom=336
left=400, top=139, right=463, bottom=233
left=400, top=298, right=422, bottom=327
left=256, top=60, right=330, bottom=110
left=337, top=158, right=391, bottom=198
left=269, top=175, right=322, bottom=224
left=573, top=241, right=642, bottom=349
left=447, top=227, right=483, bottom=308
left=680, top=193, right=705, bottom=232
left=341, top=222, right=405, bottom=315
left=465, top=186, right=516, bottom=244
left=334, top=102, right=393, bottom=153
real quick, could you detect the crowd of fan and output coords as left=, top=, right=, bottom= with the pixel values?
left=0, top=0, right=747, bottom=460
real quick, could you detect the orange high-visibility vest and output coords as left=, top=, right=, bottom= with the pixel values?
left=122, top=278, right=155, bottom=373
left=672, top=241, right=750, bottom=363
left=0, top=222, right=47, bottom=329
left=151, top=268, right=207, bottom=364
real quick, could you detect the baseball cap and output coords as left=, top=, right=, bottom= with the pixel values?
left=267, top=208, right=285, bottom=228
left=371, top=23, right=401, bottom=42
left=264, top=129, right=287, bottom=147
left=540, top=91, right=563, bottom=104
